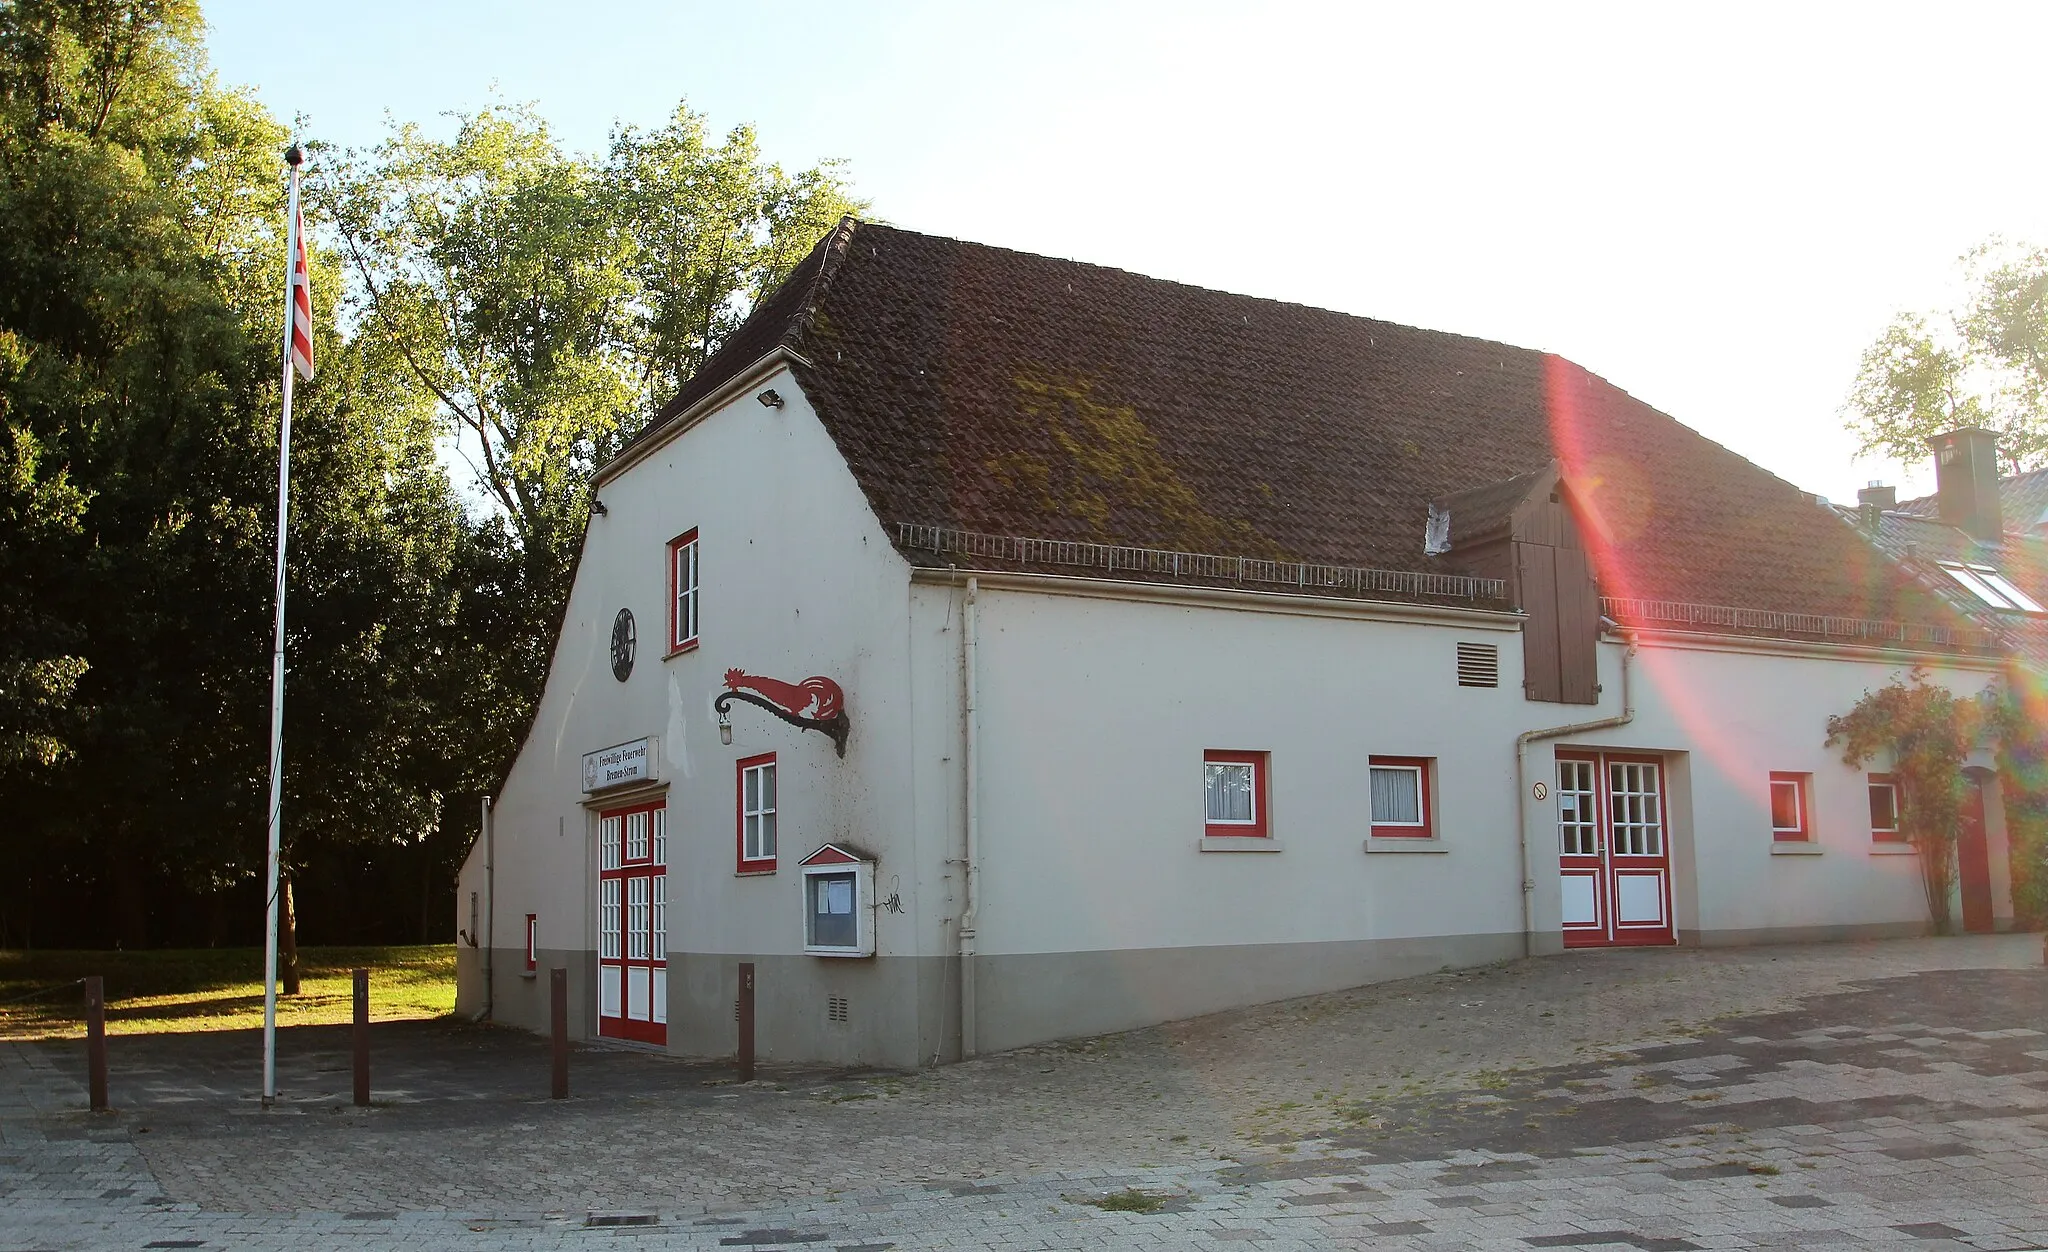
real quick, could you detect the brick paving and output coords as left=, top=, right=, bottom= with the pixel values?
left=3, top=934, right=2045, bottom=1250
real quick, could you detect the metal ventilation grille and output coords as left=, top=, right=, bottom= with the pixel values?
left=827, top=996, right=850, bottom=1023
left=1456, top=642, right=1500, bottom=688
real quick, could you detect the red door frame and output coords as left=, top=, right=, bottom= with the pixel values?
left=1558, top=751, right=1677, bottom=948
left=597, top=799, right=667, bottom=1045
left=1958, top=775, right=1995, bottom=935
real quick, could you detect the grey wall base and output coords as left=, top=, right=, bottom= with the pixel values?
left=972, top=932, right=1523, bottom=1056
left=1687, top=920, right=1933, bottom=947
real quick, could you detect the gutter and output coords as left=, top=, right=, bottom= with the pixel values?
left=1512, top=627, right=1637, bottom=958
left=958, top=577, right=982, bottom=1059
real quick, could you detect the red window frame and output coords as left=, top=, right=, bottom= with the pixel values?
left=1203, top=750, right=1269, bottom=839
left=1868, top=772, right=1905, bottom=843
left=1769, top=772, right=1810, bottom=842
left=524, top=914, right=538, bottom=971
left=737, top=752, right=778, bottom=873
left=667, top=528, right=700, bottom=654
left=1368, top=755, right=1434, bottom=838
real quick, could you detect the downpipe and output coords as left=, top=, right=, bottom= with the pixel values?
left=481, top=794, right=495, bottom=1022
left=1513, top=627, right=1637, bottom=958
left=958, top=577, right=981, bottom=1059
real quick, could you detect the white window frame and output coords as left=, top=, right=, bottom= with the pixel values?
left=670, top=530, right=700, bottom=650
left=1869, top=775, right=1905, bottom=844
left=741, top=757, right=777, bottom=867
left=1769, top=773, right=1809, bottom=841
left=1367, top=763, right=1426, bottom=830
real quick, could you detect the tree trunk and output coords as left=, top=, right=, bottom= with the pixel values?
left=279, top=875, right=301, bottom=995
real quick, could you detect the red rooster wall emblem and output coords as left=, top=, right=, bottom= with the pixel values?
left=723, top=669, right=844, bottom=719
left=716, top=668, right=850, bottom=756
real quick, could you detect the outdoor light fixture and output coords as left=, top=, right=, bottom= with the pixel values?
left=718, top=705, right=733, bottom=745
left=757, top=389, right=784, bottom=409
left=590, top=498, right=608, bottom=516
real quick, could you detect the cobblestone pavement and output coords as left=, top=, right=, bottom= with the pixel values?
left=4, top=934, right=2045, bottom=1250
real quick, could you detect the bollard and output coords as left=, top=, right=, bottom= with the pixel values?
left=737, top=962, right=756, bottom=1084
left=83, top=976, right=108, bottom=1113
left=351, top=968, right=370, bottom=1107
left=549, top=968, right=568, bottom=1100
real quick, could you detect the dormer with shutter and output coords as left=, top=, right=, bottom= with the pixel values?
left=1428, top=463, right=1600, bottom=704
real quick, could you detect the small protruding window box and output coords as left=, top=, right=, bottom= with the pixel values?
left=800, top=843, right=875, bottom=958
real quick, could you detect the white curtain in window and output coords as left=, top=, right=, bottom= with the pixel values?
left=1370, top=767, right=1420, bottom=824
left=1205, top=763, right=1253, bottom=822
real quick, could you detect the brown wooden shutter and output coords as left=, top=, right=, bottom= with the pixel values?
left=1553, top=546, right=1600, bottom=704
left=1517, top=542, right=1562, bottom=702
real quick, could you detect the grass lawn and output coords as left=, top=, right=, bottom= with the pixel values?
left=0, top=945, right=456, bottom=1040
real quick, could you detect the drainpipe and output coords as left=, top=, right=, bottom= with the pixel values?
left=958, top=577, right=981, bottom=1059
left=1513, top=627, right=1637, bottom=958
left=482, top=794, right=495, bottom=1022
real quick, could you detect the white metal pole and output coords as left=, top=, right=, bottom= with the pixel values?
left=261, top=147, right=305, bottom=1107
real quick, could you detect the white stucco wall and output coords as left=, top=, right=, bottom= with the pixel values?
left=455, top=370, right=944, bottom=1066
left=958, top=580, right=1530, bottom=958
left=1533, top=636, right=2010, bottom=944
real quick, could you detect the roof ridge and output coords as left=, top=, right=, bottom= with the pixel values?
left=844, top=220, right=1572, bottom=369
left=784, top=214, right=861, bottom=350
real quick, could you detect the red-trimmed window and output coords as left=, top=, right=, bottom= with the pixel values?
left=1203, top=750, right=1268, bottom=838
left=524, top=914, right=538, bottom=971
left=1770, top=772, right=1810, bottom=842
left=738, top=753, right=777, bottom=872
left=1868, top=773, right=1905, bottom=843
left=668, top=528, right=700, bottom=653
left=1368, top=756, right=1434, bottom=837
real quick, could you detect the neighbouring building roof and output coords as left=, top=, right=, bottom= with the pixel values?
left=620, top=219, right=1971, bottom=642
left=1843, top=503, right=2048, bottom=666
left=1897, top=467, right=2048, bottom=534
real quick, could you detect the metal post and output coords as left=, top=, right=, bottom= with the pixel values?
left=83, top=976, right=107, bottom=1113
left=261, top=144, right=308, bottom=1107
left=351, top=968, right=370, bottom=1108
left=737, top=962, right=756, bottom=1083
left=549, top=968, right=568, bottom=1100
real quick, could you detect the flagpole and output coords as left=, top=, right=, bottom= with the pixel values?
left=261, top=143, right=305, bottom=1108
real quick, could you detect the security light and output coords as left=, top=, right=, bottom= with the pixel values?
left=757, top=389, right=784, bottom=409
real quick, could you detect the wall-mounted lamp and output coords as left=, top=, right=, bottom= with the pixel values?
left=590, top=498, right=609, bottom=516
left=757, top=389, right=784, bottom=409
left=718, top=705, right=733, bottom=745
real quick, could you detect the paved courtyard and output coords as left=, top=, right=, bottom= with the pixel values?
left=4, top=934, right=2046, bottom=1250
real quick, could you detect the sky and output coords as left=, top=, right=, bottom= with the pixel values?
left=203, top=0, right=2048, bottom=504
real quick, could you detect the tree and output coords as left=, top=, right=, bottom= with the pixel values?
left=1826, top=670, right=1983, bottom=933
left=0, top=0, right=476, bottom=949
left=1845, top=241, right=2048, bottom=472
left=328, top=100, right=864, bottom=730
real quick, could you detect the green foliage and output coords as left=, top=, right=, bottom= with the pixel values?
left=0, top=3, right=868, bottom=949
left=1982, top=667, right=2048, bottom=928
left=1826, top=670, right=1983, bottom=933
left=0, top=0, right=474, bottom=944
left=327, top=103, right=864, bottom=704
left=1844, top=241, right=2048, bottom=470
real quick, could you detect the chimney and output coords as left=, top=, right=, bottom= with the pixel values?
left=1856, top=480, right=1895, bottom=533
left=1928, top=427, right=2003, bottom=543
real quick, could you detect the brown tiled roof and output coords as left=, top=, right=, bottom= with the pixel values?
left=623, top=219, right=1960, bottom=630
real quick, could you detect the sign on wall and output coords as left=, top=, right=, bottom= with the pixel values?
left=583, top=738, right=653, bottom=793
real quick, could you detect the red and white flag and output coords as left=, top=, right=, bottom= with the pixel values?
left=287, top=205, right=314, bottom=381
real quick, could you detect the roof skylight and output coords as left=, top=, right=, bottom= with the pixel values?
left=1938, top=561, right=2045, bottom=613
